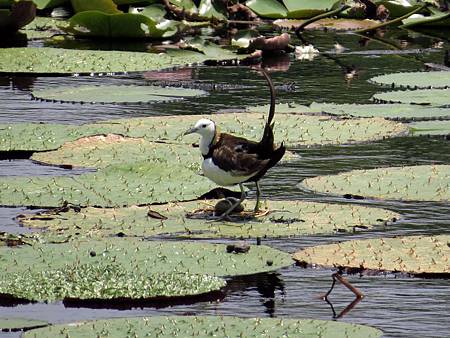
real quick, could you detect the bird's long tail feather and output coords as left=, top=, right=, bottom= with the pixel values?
left=259, top=68, right=276, bottom=151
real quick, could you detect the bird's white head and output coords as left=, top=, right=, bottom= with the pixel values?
left=183, top=118, right=216, bottom=155
left=184, top=118, right=215, bottom=137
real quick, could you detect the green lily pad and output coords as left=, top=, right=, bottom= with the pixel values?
left=0, top=318, right=48, bottom=332
left=0, top=113, right=409, bottom=152
left=245, top=0, right=287, bottom=19
left=294, top=234, right=450, bottom=275
left=31, top=85, right=207, bottom=104
left=70, top=0, right=121, bottom=14
left=372, top=89, right=450, bottom=106
left=0, top=46, right=240, bottom=74
left=245, top=102, right=312, bottom=114
left=0, top=263, right=225, bottom=302
left=18, top=199, right=399, bottom=240
left=310, top=102, right=450, bottom=121
left=30, top=134, right=201, bottom=169
left=64, top=10, right=177, bottom=39
left=273, top=18, right=378, bottom=30
left=23, top=316, right=382, bottom=338
left=370, top=71, right=450, bottom=89
left=409, top=120, right=450, bottom=136
left=31, top=0, right=67, bottom=10
left=197, top=0, right=227, bottom=21
left=0, top=160, right=215, bottom=207
left=401, top=10, right=450, bottom=28
left=301, top=164, right=450, bottom=201
left=283, top=0, right=339, bottom=19
left=20, top=17, right=68, bottom=39
left=0, top=238, right=293, bottom=277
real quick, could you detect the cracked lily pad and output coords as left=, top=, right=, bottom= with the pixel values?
left=294, top=235, right=450, bottom=275
left=310, top=102, right=450, bottom=121
left=301, top=165, right=450, bottom=201
left=23, top=316, right=382, bottom=338
left=0, top=113, right=409, bottom=152
left=370, top=71, right=450, bottom=89
left=18, top=200, right=399, bottom=240
left=0, top=318, right=48, bottom=332
left=32, top=85, right=207, bottom=104
left=409, top=120, right=450, bottom=136
left=372, top=88, right=450, bottom=106
left=0, top=263, right=225, bottom=302
left=0, top=160, right=215, bottom=207
left=0, top=238, right=293, bottom=277
left=0, top=46, right=240, bottom=74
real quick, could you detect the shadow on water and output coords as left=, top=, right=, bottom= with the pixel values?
left=0, top=29, right=450, bottom=337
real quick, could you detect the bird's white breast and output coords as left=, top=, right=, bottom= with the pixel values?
left=202, top=158, right=254, bottom=186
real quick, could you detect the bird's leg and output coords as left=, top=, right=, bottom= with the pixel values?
left=218, top=183, right=246, bottom=219
left=254, top=181, right=262, bottom=212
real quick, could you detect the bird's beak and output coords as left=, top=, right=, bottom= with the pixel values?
left=183, top=127, right=197, bottom=136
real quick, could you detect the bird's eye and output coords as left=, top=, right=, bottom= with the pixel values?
left=201, top=124, right=207, bottom=128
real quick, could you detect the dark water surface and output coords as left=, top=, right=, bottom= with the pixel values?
left=0, top=30, right=449, bottom=337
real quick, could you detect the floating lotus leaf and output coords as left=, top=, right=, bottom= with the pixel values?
left=370, top=71, right=450, bottom=89
left=372, top=89, right=450, bottom=106
left=245, top=0, right=287, bottom=19
left=64, top=10, right=177, bottom=39
left=410, top=120, right=450, bottom=136
left=283, top=0, right=339, bottom=19
left=374, top=0, right=423, bottom=18
left=23, top=316, right=382, bottom=338
left=0, top=238, right=293, bottom=277
left=197, top=0, right=227, bottom=20
left=245, top=102, right=312, bottom=114
left=0, top=263, right=225, bottom=302
left=29, top=0, right=67, bottom=10
left=0, top=113, right=409, bottom=152
left=0, top=160, right=215, bottom=207
left=70, top=0, right=121, bottom=14
left=273, top=18, right=378, bottom=30
left=19, top=199, right=399, bottom=240
left=401, top=10, right=450, bottom=28
left=31, top=134, right=201, bottom=169
left=310, top=102, right=450, bottom=121
left=0, top=318, right=48, bottom=332
left=32, top=85, right=207, bottom=104
left=20, top=16, right=67, bottom=39
left=301, top=165, right=450, bottom=201
left=294, top=235, right=450, bottom=275
left=0, top=46, right=240, bottom=74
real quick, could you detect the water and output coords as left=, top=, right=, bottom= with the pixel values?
left=0, top=30, right=449, bottom=337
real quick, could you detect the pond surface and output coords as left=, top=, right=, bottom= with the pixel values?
left=0, top=30, right=449, bottom=337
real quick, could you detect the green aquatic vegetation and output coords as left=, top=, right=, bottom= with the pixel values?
left=0, top=318, right=48, bottom=332
left=370, top=71, right=450, bottom=89
left=18, top=199, right=399, bottom=240
left=294, top=234, right=450, bottom=275
left=283, top=0, right=339, bottom=19
left=372, top=88, right=450, bottom=106
left=31, top=0, right=67, bottom=10
left=301, top=164, right=450, bottom=201
left=0, top=160, right=215, bottom=207
left=0, top=238, right=293, bottom=277
left=273, top=18, right=378, bottom=30
left=65, top=11, right=178, bottom=39
left=31, top=134, right=201, bottom=169
left=0, top=113, right=409, bottom=152
left=401, top=9, right=450, bottom=28
left=309, top=102, right=450, bottom=121
left=409, top=120, right=450, bottom=136
left=23, top=316, right=383, bottom=338
left=0, top=46, right=240, bottom=74
left=0, top=263, right=225, bottom=302
left=245, top=0, right=288, bottom=19
left=32, top=85, right=207, bottom=104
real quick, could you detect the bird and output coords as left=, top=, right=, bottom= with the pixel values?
left=183, top=69, right=286, bottom=218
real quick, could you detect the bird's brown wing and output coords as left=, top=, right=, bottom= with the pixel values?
left=211, top=133, right=269, bottom=176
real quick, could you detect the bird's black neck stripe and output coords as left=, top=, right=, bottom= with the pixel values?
left=202, top=128, right=220, bottom=159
